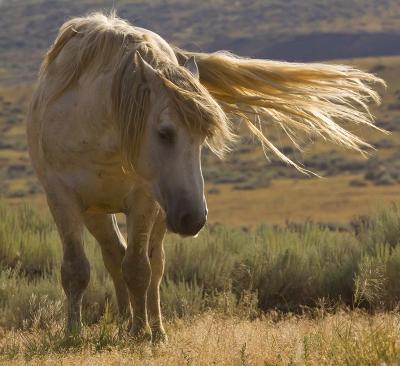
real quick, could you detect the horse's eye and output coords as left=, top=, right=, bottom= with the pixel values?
left=158, top=127, right=175, bottom=144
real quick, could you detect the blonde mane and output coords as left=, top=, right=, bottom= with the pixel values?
left=37, top=12, right=385, bottom=173
left=174, top=49, right=385, bottom=172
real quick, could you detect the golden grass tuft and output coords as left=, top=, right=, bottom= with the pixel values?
left=1, top=311, right=400, bottom=365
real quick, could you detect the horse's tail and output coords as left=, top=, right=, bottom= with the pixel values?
left=174, top=48, right=386, bottom=172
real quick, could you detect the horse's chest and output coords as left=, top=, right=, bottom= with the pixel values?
left=60, top=165, right=134, bottom=213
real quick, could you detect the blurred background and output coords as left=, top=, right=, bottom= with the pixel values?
left=1, top=0, right=400, bottom=227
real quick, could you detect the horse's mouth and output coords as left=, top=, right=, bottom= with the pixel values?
left=167, top=225, right=199, bottom=238
left=166, top=218, right=188, bottom=237
left=166, top=214, right=205, bottom=237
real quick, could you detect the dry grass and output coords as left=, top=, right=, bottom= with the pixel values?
left=206, top=175, right=400, bottom=226
left=13, top=175, right=400, bottom=226
left=1, top=311, right=400, bottom=365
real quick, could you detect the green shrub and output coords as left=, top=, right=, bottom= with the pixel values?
left=1, top=201, right=400, bottom=328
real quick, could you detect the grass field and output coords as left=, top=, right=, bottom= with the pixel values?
left=1, top=201, right=400, bottom=364
left=207, top=175, right=400, bottom=226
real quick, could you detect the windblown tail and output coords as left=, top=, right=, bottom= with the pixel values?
left=175, top=48, right=386, bottom=172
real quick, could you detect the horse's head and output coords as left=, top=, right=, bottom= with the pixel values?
left=133, top=54, right=209, bottom=236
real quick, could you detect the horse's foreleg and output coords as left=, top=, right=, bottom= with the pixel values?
left=147, top=210, right=167, bottom=343
left=83, top=213, right=130, bottom=320
left=122, top=191, right=157, bottom=341
left=46, top=185, right=90, bottom=334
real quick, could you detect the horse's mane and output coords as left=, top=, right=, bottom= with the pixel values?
left=37, top=12, right=385, bottom=173
left=37, top=12, right=233, bottom=170
left=174, top=49, right=385, bottom=172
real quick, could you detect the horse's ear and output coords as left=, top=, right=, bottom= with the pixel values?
left=134, top=52, right=156, bottom=82
left=183, top=56, right=199, bottom=79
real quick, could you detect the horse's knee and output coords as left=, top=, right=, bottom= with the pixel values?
left=121, top=253, right=151, bottom=293
left=102, top=239, right=125, bottom=261
left=61, top=252, right=90, bottom=298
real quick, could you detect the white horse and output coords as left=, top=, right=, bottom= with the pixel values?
left=27, top=12, right=384, bottom=342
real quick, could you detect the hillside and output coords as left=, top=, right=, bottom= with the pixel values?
left=1, top=55, right=400, bottom=225
left=1, top=1, right=400, bottom=226
left=1, top=0, right=400, bottom=84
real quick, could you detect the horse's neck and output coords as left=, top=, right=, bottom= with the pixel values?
left=46, top=69, right=118, bottom=153
left=78, top=70, right=117, bottom=137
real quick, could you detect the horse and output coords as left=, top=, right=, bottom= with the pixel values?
left=26, top=12, right=384, bottom=342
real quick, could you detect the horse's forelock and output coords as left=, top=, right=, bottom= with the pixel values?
left=156, top=65, right=235, bottom=156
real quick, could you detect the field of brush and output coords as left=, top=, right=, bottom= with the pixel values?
left=1, top=201, right=400, bottom=363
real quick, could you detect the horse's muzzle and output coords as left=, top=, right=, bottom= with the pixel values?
left=167, top=207, right=207, bottom=236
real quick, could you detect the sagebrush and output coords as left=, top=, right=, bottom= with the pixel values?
left=1, top=201, right=400, bottom=328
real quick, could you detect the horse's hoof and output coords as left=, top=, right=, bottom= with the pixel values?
left=152, top=329, right=168, bottom=344
left=129, top=324, right=152, bottom=343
